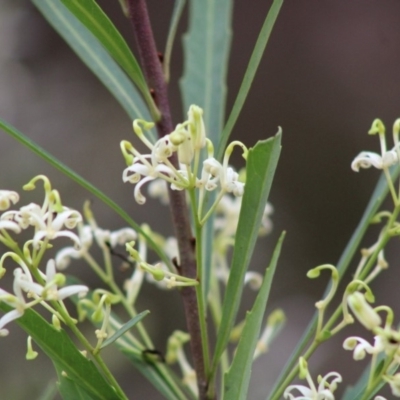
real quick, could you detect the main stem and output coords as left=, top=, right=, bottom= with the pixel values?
left=127, top=1, right=209, bottom=398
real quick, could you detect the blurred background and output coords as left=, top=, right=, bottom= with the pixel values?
left=1, top=0, right=400, bottom=398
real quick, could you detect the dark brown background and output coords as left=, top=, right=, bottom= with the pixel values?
left=1, top=0, right=400, bottom=398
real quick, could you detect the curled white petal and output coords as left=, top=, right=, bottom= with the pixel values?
left=134, top=176, right=155, bottom=204
left=0, top=309, right=23, bottom=336
left=343, top=336, right=374, bottom=360
left=244, top=272, right=263, bottom=290
left=351, top=152, right=383, bottom=171
left=0, top=220, right=21, bottom=233
left=57, top=285, right=89, bottom=300
left=351, top=150, right=398, bottom=172
left=0, top=191, right=19, bottom=211
left=109, top=228, right=137, bottom=248
left=284, top=384, right=313, bottom=399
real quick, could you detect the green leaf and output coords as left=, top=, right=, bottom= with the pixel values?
left=60, top=0, right=158, bottom=119
left=164, top=0, right=186, bottom=83
left=32, top=0, right=155, bottom=142
left=101, top=310, right=150, bottom=349
left=0, top=118, right=170, bottom=268
left=211, top=131, right=282, bottom=376
left=216, top=0, right=284, bottom=160
left=55, top=362, right=96, bottom=400
left=180, top=0, right=233, bottom=143
left=0, top=304, right=121, bottom=400
left=224, top=232, right=285, bottom=400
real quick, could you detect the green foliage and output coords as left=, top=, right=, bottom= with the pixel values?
left=212, top=132, right=282, bottom=376
left=32, top=0, right=156, bottom=142
left=224, top=232, right=285, bottom=400
left=0, top=304, right=121, bottom=400
left=100, top=310, right=150, bottom=349
left=56, top=362, right=99, bottom=400
left=180, top=0, right=233, bottom=143
left=60, top=0, right=159, bottom=119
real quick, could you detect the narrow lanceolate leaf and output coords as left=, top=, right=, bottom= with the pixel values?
left=224, top=232, right=285, bottom=400
left=216, top=0, right=284, bottom=160
left=60, top=0, right=158, bottom=119
left=101, top=310, right=150, bottom=349
left=180, top=0, right=233, bottom=143
left=0, top=304, right=121, bottom=400
left=211, top=131, right=282, bottom=375
left=0, top=118, right=170, bottom=269
left=32, top=0, right=155, bottom=141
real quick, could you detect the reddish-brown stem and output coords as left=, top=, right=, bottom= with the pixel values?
left=127, top=0, right=209, bottom=398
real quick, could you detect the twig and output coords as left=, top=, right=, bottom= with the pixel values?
left=127, top=1, right=209, bottom=397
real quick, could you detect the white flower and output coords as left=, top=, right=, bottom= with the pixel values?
left=284, top=371, right=342, bottom=400
left=122, top=155, right=179, bottom=204
left=40, top=259, right=88, bottom=301
left=0, top=190, right=19, bottom=211
left=1, top=197, right=82, bottom=249
left=343, top=336, right=375, bottom=360
left=1, top=203, right=41, bottom=230
left=109, top=228, right=137, bottom=248
left=351, top=119, right=400, bottom=172
left=0, top=265, right=36, bottom=336
left=93, top=226, right=137, bottom=249
left=223, top=167, right=244, bottom=196
left=199, top=158, right=244, bottom=196
left=351, top=150, right=398, bottom=171
left=199, top=157, right=222, bottom=192
left=31, top=209, right=82, bottom=249
left=55, top=225, right=93, bottom=269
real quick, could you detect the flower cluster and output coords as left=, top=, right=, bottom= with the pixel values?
left=0, top=176, right=88, bottom=336
left=351, top=118, right=400, bottom=205
left=343, top=289, right=400, bottom=398
left=120, top=105, right=247, bottom=221
left=351, top=118, right=400, bottom=173
left=284, top=357, right=342, bottom=400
